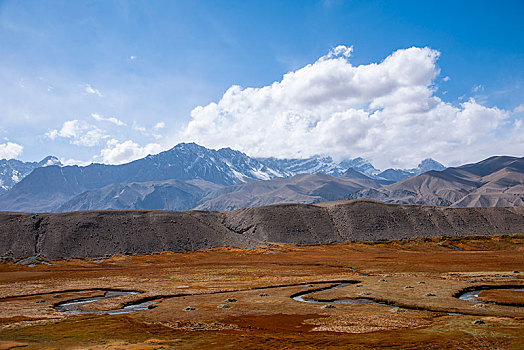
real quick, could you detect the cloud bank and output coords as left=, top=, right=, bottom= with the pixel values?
left=181, top=46, right=519, bottom=168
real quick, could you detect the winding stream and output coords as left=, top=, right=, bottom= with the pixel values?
left=292, top=282, right=524, bottom=312
left=456, top=288, right=524, bottom=305
left=54, top=290, right=156, bottom=314
left=51, top=281, right=360, bottom=314
left=4, top=280, right=521, bottom=315
left=291, top=282, right=392, bottom=306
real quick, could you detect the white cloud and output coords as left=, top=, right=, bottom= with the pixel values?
left=46, top=120, right=108, bottom=147
left=100, top=139, right=162, bottom=164
left=85, top=84, right=102, bottom=97
left=153, top=121, right=165, bottom=130
left=320, top=45, right=353, bottom=61
left=442, top=76, right=450, bottom=82
left=180, top=46, right=517, bottom=169
left=514, top=104, right=524, bottom=114
left=0, top=142, right=23, bottom=159
left=91, top=113, right=126, bottom=126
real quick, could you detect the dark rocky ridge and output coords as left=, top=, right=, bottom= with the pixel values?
left=2, top=199, right=524, bottom=260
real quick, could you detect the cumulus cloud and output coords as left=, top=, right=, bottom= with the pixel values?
left=91, top=113, right=126, bottom=126
left=180, top=45, right=518, bottom=168
left=100, top=139, right=162, bottom=164
left=46, top=120, right=108, bottom=147
left=0, top=142, right=23, bottom=159
left=84, top=84, right=102, bottom=97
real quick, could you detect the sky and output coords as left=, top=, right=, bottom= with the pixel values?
left=0, top=0, right=523, bottom=169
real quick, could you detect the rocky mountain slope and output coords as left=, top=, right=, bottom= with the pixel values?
left=57, top=179, right=223, bottom=212
left=0, top=156, right=61, bottom=194
left=350, top=156, right=524, bottom=206
left=2, top=199, right=524, bottom=260
left=195, top=172, right=381, bottom=211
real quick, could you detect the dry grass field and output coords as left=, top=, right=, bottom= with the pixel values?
left=1, top=235, right=523, bottom=349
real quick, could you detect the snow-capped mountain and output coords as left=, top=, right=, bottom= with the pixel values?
left=0, top=156, right=61, bottom=194
left=255, top=156, right=444, bottom=183
left=257, top=156, right=344, bottom=177
left=256, top=155, right=381, bottom=177
left=339, top=157, right=381, bottom=177
left=138, top=143, right=284, bottom=184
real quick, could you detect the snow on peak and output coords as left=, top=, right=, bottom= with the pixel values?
left=41, top=156, right=62, bottom=167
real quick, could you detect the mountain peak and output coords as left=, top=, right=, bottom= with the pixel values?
left=39, top=156, right=62, bottom=167
left=339, top=158, right=379, bottom=177
left=417, top=158, right=445, bottom=173
left=341, top=168, right=373, bottom=180
left=171, top=142, right=207, bottom=151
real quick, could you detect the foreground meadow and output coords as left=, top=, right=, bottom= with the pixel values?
left=1, top=235, right=523, bottom=349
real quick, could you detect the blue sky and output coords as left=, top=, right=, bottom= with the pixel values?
left=0, top=0, right=523, bottom=168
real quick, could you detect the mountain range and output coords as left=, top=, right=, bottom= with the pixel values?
left=349, top=155, right=524, bottom=207
left=3, top=142, right=520, bottom=213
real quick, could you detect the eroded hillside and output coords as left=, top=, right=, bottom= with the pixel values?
left=2, top=199, right=524, bottom=259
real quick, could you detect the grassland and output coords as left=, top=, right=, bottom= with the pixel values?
left=0, top=235, right=523, bottom=349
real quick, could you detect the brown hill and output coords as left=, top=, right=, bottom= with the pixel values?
left=2, top=199, right=524, bottom=260
left=195, top=173, right=381, bottom=211
left=350, top=156, right=524, bottom=206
